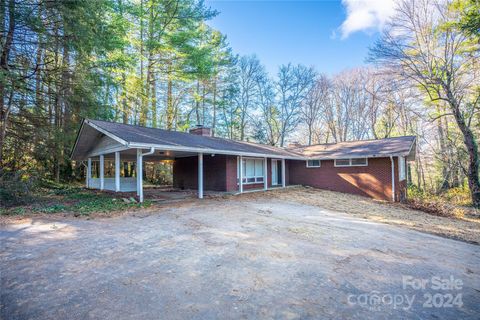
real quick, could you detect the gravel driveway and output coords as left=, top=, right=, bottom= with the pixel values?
left=1, top=196, right=479, bottom=319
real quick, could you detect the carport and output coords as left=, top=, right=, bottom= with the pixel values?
left=71, top=119, right=298, bottom=202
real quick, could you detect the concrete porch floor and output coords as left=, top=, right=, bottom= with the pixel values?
left=105, top=186, right=232, bottom=203
left=102, top=185, right=289, bottom=203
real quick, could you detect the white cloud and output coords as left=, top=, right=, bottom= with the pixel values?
left=339, top=0, right=396, bottom=39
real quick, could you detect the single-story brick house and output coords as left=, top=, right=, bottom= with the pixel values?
left=71, top=119, right=416, bottom=202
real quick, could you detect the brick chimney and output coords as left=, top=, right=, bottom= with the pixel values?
left=189, top=125, right=211, bottom=137
left=287, top=142, right=303, bottom=148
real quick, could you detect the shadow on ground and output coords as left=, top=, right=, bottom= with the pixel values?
left=1, top=196, right=479, bottom=319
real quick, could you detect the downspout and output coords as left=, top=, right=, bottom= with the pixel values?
left=390, top=156, right=395, bottom=202
left=142, top=147, right=155, bottom=157
left=138, top=147, right=155, bottom=203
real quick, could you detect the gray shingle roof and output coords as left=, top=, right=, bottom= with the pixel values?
left=288, top=136, right=416, bottom=159
left=72, top=119, right=416, bottom=160
left=85, top=119, right=300, bottom=158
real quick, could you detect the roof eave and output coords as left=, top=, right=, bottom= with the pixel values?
left=127, top=142, right=303, bottom=160
left=302, top=152, right=414, bottom=160
left=85, top=119, right=129, bottom=146
left=70, top=118, right=86, bottom=160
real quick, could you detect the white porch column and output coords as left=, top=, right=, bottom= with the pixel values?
left=87, top=158, right=92, bottom=188
left=137, top=149, right=143, bottom=202
left=239, top=156, right=243, bottom=193
left=198, top=153, right=203, bottom=199
left=390, top=156, right=395, bottom=202
left=115, top=151, right=120, bottom=192
left=281, top=158, right=286, bottom=188
left=263, top=157, right=268, bottom=190
left=99, top=155, right=104, bottom=190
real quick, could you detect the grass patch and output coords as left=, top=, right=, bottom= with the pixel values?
left=1, top=183, right=151, bottom=217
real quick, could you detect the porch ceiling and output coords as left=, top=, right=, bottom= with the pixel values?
left=89, top=148, right=200, bottom=161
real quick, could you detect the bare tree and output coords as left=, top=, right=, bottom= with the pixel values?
left=255, top=74, right=281, bottom=145
left=301, top=74, right=330, bottom=145
left=370, top=0, right=480, bottom=206
left=276, top=63, right=316, bottom=146
left=234, top=55, right=265, bottom=140
left=325, top=69, right=372, bottom=142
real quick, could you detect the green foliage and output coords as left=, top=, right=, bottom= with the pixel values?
left=450, top=0, right=480, bottom=39
left=440, top=185, right=472, bottom=207
left=1, top=185, right=151, bottom=216
left=0, top=170, right=39, bottom=206
left=406, top=185, right=471, bottom=219
left=37, top=204, right=69, bottom=214
left=408, top=184, right=471, bottom=207
left=407, top=184, right=429, bottom=201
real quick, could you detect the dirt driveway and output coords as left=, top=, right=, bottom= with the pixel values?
left=1, top=193, right=479, bottom=319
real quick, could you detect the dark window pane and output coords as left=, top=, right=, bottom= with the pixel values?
left=351, top=158, right=367, bottom=166
left=335, top=159, right=350, bottom=166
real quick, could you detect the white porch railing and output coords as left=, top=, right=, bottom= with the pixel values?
left=88, top=177, right=137, bottom=192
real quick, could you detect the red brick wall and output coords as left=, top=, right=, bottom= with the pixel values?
left=173, top=154, right=411, bottom=201
left=288, top=157, right=405, bottom=201
left=174, top=155, right=290, bottom=192
left=173, top=155, right=228, bottom=191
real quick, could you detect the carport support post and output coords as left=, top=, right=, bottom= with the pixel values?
left=115, top=152, right=120, bottom=192
left=281, top=158, right=286, bottom=188
left=137, top=149, right=144, bottom=202
left=99, top=155, right=104, bottom=190
left=87, top=158, right=92, bottom=188
left=239, top=156, right=243, bottom=193
left=198, top=153, right=203, bottom=199
left=263, top=158, right=268, bottom=190
left=390, top=156, right=395, bottom=202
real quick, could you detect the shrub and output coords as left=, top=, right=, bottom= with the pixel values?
left=406, top=185, right=469, bottom=218
left=440, top=185, right=471, bottom=206
left=0, top=169, right=39, bottom=206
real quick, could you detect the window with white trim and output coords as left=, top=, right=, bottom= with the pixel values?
left=306, top=160, right=321, bottom=168
left=334, top=158, right=368, bottom=167
left=238, top=158, right=264, bottom=184
left=399, top=156, right=406, bottom=181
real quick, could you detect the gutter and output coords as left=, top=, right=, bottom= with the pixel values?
left=390, top=156, right=395, bottom=202
left=127, top=142, right=301, bottom=160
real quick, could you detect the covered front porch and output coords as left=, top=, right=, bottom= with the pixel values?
left=84, top=148, right=288, bottom=202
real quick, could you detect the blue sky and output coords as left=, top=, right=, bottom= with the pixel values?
left=206, top=0, right=392, bottom=76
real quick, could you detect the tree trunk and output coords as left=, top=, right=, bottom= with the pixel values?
left=123, top=162, right=129, bottom=177
left=151, top=72, right=157, bottom=127
left=166, top=64, right=173, bottom=130
left=452, top=104, right=480, bottom=206
left=437, top=106, right=450, bottom=191
left=0, top=0, right=15, bottom=165
left=195, top=80, right=200, bottom=125
left=122, top=73, right=128, bottom=124
left=212, top=80, right=217, bottom=137
left=307, top=123, right=313, bottom=146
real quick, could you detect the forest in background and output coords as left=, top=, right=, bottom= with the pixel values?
left=0, top=0, right=479, bottom=207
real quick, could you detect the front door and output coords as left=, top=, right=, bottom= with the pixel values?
left=271, top=160, right=281, bottom=185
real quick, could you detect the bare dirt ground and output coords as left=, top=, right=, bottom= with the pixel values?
left=248, top=186, right=480, bottom=245
left=1, top=190, right=479, bottom=319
